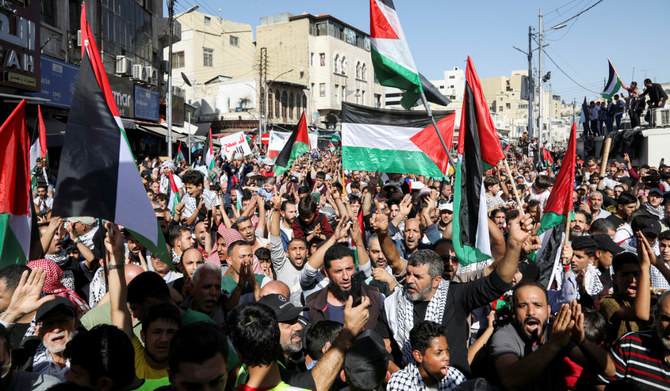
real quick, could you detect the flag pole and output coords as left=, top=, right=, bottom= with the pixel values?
left=419, top=93, right=457, bottom=172
left=503, top=158, right=523, bottom=209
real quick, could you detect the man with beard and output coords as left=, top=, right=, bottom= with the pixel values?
left=570, top=210, right=591, bottom=240
left=193, top=220, right=212, bottom=256
left=168, top=225, right=194, bottom=267
left=270, top=194, right=309, bottom=296
left=490, top=282, right=610, bottom=391
left=595, top=290, right=670, bottom=389
left=30, top=297, right=78, bottom=381
left=280, top=199, right=297, bottom=251
left=375, top=213, right=539, bottom=376
left=305, top=244, right=382, bottom=330
left=220, top=240, right=265, bottom=302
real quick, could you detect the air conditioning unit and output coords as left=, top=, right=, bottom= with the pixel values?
left=132, top=64, right=146, bottom=80
left=145, top=66, right=157, bottom=84
left=76, top=30, right=81, bottom=47
left=159, top=60, right=169, bottom=74
left=115, top=56, right=133, bottom=75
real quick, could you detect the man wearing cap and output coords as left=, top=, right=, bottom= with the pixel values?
left=643, top=188, right=665, bottom=220
left=257, top=293, right=371, bottom=390
left=31, top=297, right=78, bottom=381
left=620, top=217, right=661, bottom=256
left=437, top=201, right=453, bottom=236
left=592, top=233, right=624, bottom=291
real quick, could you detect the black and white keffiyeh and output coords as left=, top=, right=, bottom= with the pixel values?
left=393, top=280, right=450, bottom=364
left=386, top=362, right=465, bottom=391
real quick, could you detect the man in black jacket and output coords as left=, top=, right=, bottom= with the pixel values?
left=640, top=78, right=668, bottom=108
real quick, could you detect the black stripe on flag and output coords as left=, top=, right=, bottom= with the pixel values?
left=275, top=127, right=300, bottom=169
left=458, top=83, right=484, bottom=248
left=341, top=102, right=452, bottom=128
left=53, top=51, right=120, bottom=220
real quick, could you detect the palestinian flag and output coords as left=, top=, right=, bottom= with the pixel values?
left=275, top=111, right=310, bottom=176
left=29, top=105, right=49, bottom=186
left=52, top=4, right=172, bottom=268
left=503, top=143, right=511, bottom=156
left=0, top=100, right=31, bottom=266
left=168, top=171, right=182, bottom=214
left=534, top=123, right=577, bottom=288
left=328, top=141, right=335, bottom=152
left=541, top=147, right=554, bottom=166
left=369, top=0, right=423, bottom=110
left=341, top=102, right=455, bottom=177
left=174, top=143, right=185, bottom=165
left=601, top=59, right=623, bottom=99
left=452, top=57, right=505, bottom=266
left=580, top=97, right=590, bottom=133
left=205, top=128, right=215, bottom=172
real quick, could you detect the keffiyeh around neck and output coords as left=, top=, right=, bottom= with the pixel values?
left=45, top=248, right=70, bottom=267
left=394, top=279, right=450, bottom=365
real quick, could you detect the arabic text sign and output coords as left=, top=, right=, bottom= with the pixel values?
left=219, top=132, right=251, bottom=159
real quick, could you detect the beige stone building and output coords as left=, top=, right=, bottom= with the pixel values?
left=166, top=10, right=255, bottom=92
left=256, top=13, right=386, bottom=129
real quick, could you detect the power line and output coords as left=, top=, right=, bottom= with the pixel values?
left=540, top=47, right=601, bottom=94
left=548, top=0, right=604, bottom=29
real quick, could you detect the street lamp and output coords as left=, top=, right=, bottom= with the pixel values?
left=167, top=3, right=198, bottom=158
left=264, top=68, right=294, bottom=139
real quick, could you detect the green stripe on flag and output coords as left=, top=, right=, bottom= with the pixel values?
left=342, top=146, right=445, bottom=178
left=452, top=163, right=490, bottom=265
left=0, top=214, right=28, bottom=267
left=275, top=141, right=309, bottom=176
left=536, top=211, right=566, bottom=236
left=371, top=49, right=422, bottom=94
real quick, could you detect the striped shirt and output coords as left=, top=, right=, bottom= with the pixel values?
left=597, top=330, right=670, bottom=390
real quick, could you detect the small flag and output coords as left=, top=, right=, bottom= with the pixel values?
left=275, top=111, right=310, bottom=176
left=168, top=171, right=182, bottom=214
left=369, top=0, right=423, bottom=110
left=328, top=141, right=335, bottom=152
left=534, top=123, right=577, bottom=288
left=452, top=57, right=505, bottom=266
left=205, top=128, right=215, bottom=173
left=541, top=147, right=554, bottom=166
left=601, top=59, right=623, bottom=99
left=52, top=3, right=172, bottom=268
left=175, top=143, right=185, bottom=165
left=0, top=100, right=31, bottom=267
left=341, top=103, right=454, bottom=177
left=29, top=105, right=49, bottom=186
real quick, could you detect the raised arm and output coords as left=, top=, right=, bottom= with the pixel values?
left=106, top=223, right=134, bottom=339
left=372, top=210, right=406, bottom=276
left=496, top=213, right=540, bottom=283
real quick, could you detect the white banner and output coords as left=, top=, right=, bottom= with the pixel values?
left=268, top=131, right=318, bottom=159
left=219, top=131, right=251, bottom=160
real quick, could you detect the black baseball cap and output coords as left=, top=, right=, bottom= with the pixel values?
left=36, top=296, right=76, bottom=323
left=591, top=234, right=623, bottom=255
left=256, top=294, right=306, bottom=322
left=641, top=218, right=662, bottom=237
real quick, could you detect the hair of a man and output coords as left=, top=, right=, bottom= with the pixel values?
left=168, top=321, right=229, bottom=375
left=192, top=263, right=221, bottom=286
left=409, top=321, right=447, bottom=355
left=305, top=320, right=343, bottom=360
left=225, top=302, right=282, bottom=367
left=407, top=250, right=444, bottom=280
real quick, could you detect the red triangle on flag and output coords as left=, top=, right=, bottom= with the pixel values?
left=0, top=100, right=30, bottom=215
left=409, top=113, right=456, bottom=175
left=369, top=0, right=400, bottom=40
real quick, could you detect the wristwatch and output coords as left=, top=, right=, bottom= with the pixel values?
left=108, top=264, right=125, bottom=270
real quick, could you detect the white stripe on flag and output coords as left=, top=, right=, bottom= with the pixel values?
left=9, top=214, right=30, bottom=259
left=475, top=181, right=492, bottom=257
left=371, top=37, right=419, bottom=75
left=342, top=123, right=422, bottom=151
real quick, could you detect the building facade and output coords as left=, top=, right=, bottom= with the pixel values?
left=256, top=13, right=385, bottom=129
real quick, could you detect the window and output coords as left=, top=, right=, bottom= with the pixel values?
left=319, top=83, right=326, bottom=97
left=320, top=53, right=325, bottom=67
left=374, top=94, right=381, bottom=108
left=172, top=51, right=185, bottom=68
left=204, top=16, right=211, bottom=25
left=449, top=75, right=455, bottom=79
left=356, top=62, right=361, bottom=79
left=203, top=48, right=214, bottom=67
left=361, top=90, right=365, bottom=103
left=361, top=64, right=366, bottom=80
left=341, top=86, right=346, bottom=101
left=335, top=84, right=339, bottom=101
left=42, top=0, right=57, bottom=27
left=310, top=53, right=314, bottom=66
left=341, top=57, right=347, bottom=75
left=229, top=36, right=239, bottom=47
left=355, top=89, right=360, bottom=104
left=334, top=54, right=339, bottom=73
left=311, top=83, right=315, bottom=98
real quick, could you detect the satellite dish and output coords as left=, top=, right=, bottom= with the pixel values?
left=181, top=72, right=192, bottom=86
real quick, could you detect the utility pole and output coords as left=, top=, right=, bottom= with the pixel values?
left=527, top=26, right=534, bottom=138
left=258, top=47, right=266, bottom=147
left=167, top=0, right=174, bottom=157
left=537, top=8, right=544, bottom=159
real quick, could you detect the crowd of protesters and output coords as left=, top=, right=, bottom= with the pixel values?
left=5, top=139, right=670, bottom=391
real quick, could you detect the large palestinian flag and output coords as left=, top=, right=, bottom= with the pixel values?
left=601, top=59, right=623, bottom=99
left=535, top=123, right=577, bottom=288
left=0, top=100, right=31, bottom=267
left=341, top=102, right=454, bottom=177
left=452, top=57, right=505, bottom=266
left=369, top=0, right=423, bottom=110
left=52, top=4, right=171, bottom=267
left=274, top=111, right=310, bottom=176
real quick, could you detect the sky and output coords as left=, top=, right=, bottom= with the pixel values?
left=168, top=0, right=670, bottom=104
